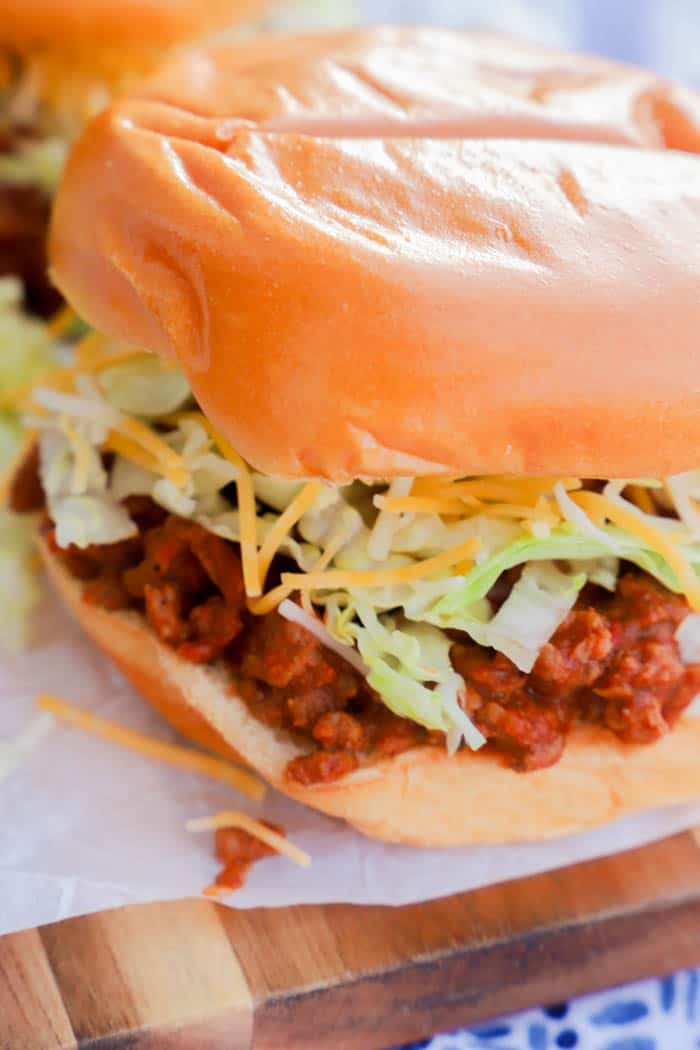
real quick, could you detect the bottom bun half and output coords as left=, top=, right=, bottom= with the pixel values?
left=40, top=538, right=700, bottom=846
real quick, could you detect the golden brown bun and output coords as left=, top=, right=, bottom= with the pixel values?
left=1, top=0, right=264, bottom=53
left=39, top=536, right=700, bottom=846
left=136, top=28, right=700, bottom=146
left=50, top=28, right=700, bottom=480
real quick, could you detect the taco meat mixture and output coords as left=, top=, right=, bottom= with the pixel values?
left=14, top=465, right=700, bottom=784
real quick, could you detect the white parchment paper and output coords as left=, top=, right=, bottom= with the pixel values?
left=2, top=590, right=700, bottom=937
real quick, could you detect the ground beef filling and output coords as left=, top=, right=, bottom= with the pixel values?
left=208, top=821, right=284, bottom=895
left=41, top=502, right=700, bottom=783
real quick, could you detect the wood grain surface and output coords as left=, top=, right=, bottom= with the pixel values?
left=3, top=831, right=700, bottom=1050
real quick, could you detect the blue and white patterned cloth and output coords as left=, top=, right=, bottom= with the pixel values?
left=397, top=970, right=700, bottom=1050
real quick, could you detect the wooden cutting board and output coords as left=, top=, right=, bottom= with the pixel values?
left=4, top=829, right=700, bottom=1050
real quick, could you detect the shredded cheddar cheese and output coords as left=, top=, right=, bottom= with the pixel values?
left=250, top=536, right=482, bottom=615
left=36, top=694, right=266, bottom=800
left=628, top=485, right=656, bottom=515
left=73, top=330, right=108, bottom=366
left=375, top=495, right=473, bottom=516
left=103, top=430, right=162, bottom=477
left=247, top=584, right=296, bottom=616
left=118, top=418, right=189, bottom=486
left=185, top=811, right=311, bottom=868
left=481, top=503, right=560, bottom=523
left=166, top=411, right=261, bottom=598
left=572, top=491, right=700, bottom=610
left=257, top=481, right=323, bottom=585
left=415, top=476, right=582, bottom=504
left=46, top=304, right=77, bottom=339
left=283, top=537, right=481, bottom=592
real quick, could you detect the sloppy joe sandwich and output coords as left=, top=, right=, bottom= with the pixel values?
left=15, top=27, right=700, bottom=845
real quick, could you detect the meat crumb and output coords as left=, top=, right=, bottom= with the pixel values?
left=204, top=820, right=285, bottom=895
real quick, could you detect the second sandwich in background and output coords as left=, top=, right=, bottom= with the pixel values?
left=0, top=0, right=270, bottom=314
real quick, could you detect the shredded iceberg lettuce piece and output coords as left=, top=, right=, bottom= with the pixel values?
left=432, top=526, right=700, bottom=618
left=98, top=354, right=191, bottom=417
left=52, top=495, right=137, bottom=549
left=253, top=474, right=304, bottom=511
left=569, top=557, right=619, bottom=592
left=427, top=562, right=585, bottom=673
left=343, top=603, right=484, bottom=748
left=665, top=471, right=700, bottom=539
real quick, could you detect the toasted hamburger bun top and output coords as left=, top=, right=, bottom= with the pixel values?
left=50, top=28, right=700, bottom=481
left=39, top=534, right=700, bottom=846
left=1, top=0, right=263, bottom=53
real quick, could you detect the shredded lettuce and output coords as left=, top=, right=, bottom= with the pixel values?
left=38, top=429, right=136, bottom=549
left=0, top=283, right=60, bottom=651
left=432, top=526, right=700, bottom=618
left=569, top=556, right=620, bottom=592
left=52, top=495, right=137, bottom=549
left=426, top=562, right=585, bottom=673
left=0, top=510, right=40, bottom=651
left=0, top=277, right=54, bottom=400
left=347, top=605, right=485, bottom=750
left=98, top=354, right=191, bottom=417
left=0, top=276, right=57, bottom=471
left=0, top=138, right=67, bottom=195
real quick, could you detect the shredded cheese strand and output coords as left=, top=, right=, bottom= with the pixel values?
left=250, top=536, right=482, bottom=614
left=81, top=349, right=152, bottom=374
left=375, top=495, right=471, bottom=516
left=628, top=484, right=656, bottom=515
left=281, top=537, right=481, bottom=592
left=117, top=418, right=188, bottom=486
left=485, top=504, right=561, bottom=523
left=46, top=304, right=77, bottom=339
left=428, top=477, right=582, bottom=503
left=257, top=481, right=323, bottom=585
left=103, top=430, right=162, bottom=476
left=385, top=492, right=560, bottom=523
left=248, top=583, right=295, bottom=616
left=74, top=330, right=108, bottom=366
left=572, top=491, right=700, bottom=610
left=33, top=387, right=189, bottom=486
left=36, top=694, right=266, bottom=800
left=185, top=811, right=311, bottom=868
left=167, top=412, right=261, bottom=598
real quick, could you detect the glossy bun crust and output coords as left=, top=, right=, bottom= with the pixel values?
left=40, top=536, right=700, bottom=845
left=50, top=28, right=700, bottom=480
left=1, top=0, right=263, bottom=53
